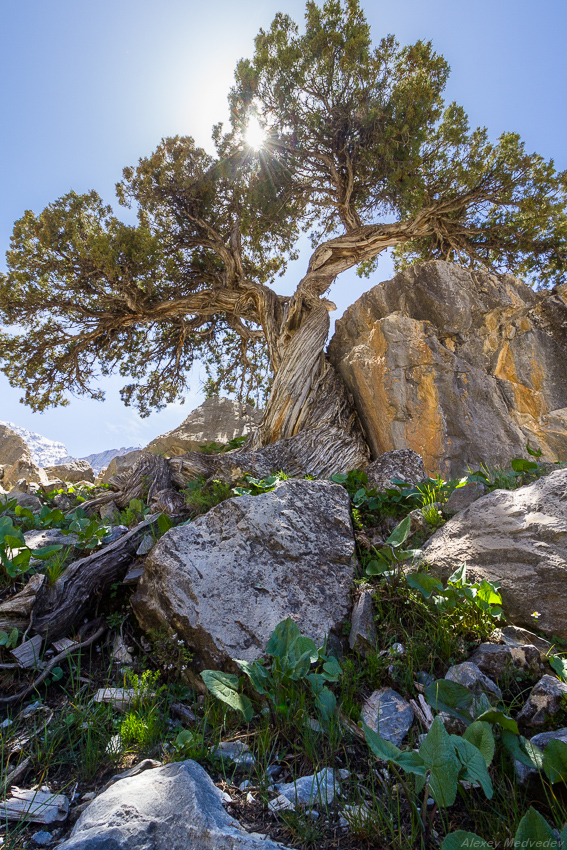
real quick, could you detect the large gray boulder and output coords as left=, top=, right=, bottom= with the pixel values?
left=422, top=469, right=567, bottom=638
left=132, top=479, right=356, bottom=667
left=58, top=759, right=288, bottom=849
left=145, top=396, right=263, bottom=458
left=329, top=260, right=567, bottom=477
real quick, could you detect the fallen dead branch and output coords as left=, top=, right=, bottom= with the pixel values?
left=0, top=623, right=106, bottom=705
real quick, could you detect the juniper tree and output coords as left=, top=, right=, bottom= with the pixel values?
left=1, top=0, right=565, bottom=472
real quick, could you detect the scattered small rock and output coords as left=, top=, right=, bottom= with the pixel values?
left=499, top=626, right=553, bottom=657
left=445, top=662, right=502, bottom=701
left=515, top=728, right=567, bottom=784
left=517, top=675, right=567, bottom=727
left=104, top=525, right=129, bottom=544
left=213, top=741, right=256, bottom=769
left=364, top=450, right=425, bottom=493
left=468, top=642, right=542, bottom=681
left=443, top=482, right=486, bottom=515
left=361, top=688, right=414, bottom=747
left=32, top=831, right=54, bottom=846
left=274, top=768, right=339, bottom=808
left=349, top=587, right=377, bottom=654
left=135, top=533, right=154, bottom=556
left=110, top=635, right=133, bottom=666
left=99, top=501, right=118, bottom=522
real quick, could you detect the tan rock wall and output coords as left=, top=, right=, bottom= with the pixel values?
left=0, top=424, right=47, bottom=489
left=329, top=261, right=567, bottom=477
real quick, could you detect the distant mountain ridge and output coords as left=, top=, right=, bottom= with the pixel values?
left=0, top=421, right=140, bottom=474
left=61, top=446, right=141, bottom=474
left=0, top=421, right=68, bottom=467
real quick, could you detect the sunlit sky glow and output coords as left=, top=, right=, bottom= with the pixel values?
left=0, top=0, right=565, bottom=457
left=245, top=115, right=267, bottom=151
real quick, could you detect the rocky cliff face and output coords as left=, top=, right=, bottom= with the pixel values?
left=0, top=423, right=48, bottom=489
left=144, top=396, right=263, bottom=457
left=0, top=421, right=68, bottom=467
left=329, top=261, right=567, bottom=477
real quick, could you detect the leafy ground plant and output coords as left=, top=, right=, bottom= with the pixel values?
left=201, top=618, right=342, bottom=729
left=0, top=515, right=62, bottom=581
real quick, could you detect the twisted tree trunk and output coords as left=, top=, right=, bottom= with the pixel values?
left=245, top=219, right=433, bottom=473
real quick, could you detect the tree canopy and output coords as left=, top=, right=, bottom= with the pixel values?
left=1, top=0, right=565, bottom=423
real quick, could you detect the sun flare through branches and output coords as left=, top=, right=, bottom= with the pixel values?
left=245, top=114, right=266, bottom=150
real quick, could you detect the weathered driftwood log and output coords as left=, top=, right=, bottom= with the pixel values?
left=107, top=452, right=186, bottom=513
left=168, top=423, right=369, bottom=489
left=0, top=573, right=46, bottom=633
left=0, top=787, right=70, bottom=824
left=0, top=517, right=169, bottom=641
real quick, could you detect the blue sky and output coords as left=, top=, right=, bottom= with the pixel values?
left=1, top=0, right=566, bottom=456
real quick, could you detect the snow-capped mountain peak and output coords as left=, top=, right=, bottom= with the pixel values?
left=0, top=421, right=69, bottom=467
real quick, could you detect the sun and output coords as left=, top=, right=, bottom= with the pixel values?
left=245, top=115, right=266, bottom=151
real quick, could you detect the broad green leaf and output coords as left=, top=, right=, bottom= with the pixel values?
left=266, top=617, right=301, bottom=661
left=234, top=659, right=272, bottom=696
left=463, top=721, right=495, bottom=767
left=33, top=544, right=64, bottom=560
left=511, top=458, right=539, bottom=473
left=395, top=750, right=427, bottom=776
left=322, top=658, right=342, bottom=681
left=406, top=572, right=444, bottom=598
left=353, top=487, right=367, bottom=506
left=293, top=635, right=319, bottom=665
left=560, top=824, right=567, bottom=847
left=442, top=832, right=489, bottom=850
left=425, top=679, right=474, bottom=722
left=447, top=563, right=466, bottom=587
left=157, top=513, right=173, bottom=534
left=307, top=672, right=326, bottom=695
left=4, top=534, right=26, bottom=550
left=330, top=473, right=348, bottom=484
left=420, top=717, right=460, bottom=808
left=175, top=729, right=194, bottom=748
left=314, top=686, right=336, bottom=721
left=386, top=514, right=411, bottom=548
left=542, top=738, right=567, bottom=784
left=451, top=736, right=493, bottom=799
left=474, top=709, right=518, bottom=734
left=527, top=443, right=543, bottom=458
left=549, top=655, right=567, bottom=682
left=515, top=808, right=556, bottom=847
left=475, top=580, right=502, bottom=606
left=200, top=670, right=254, bottom=722
left=363, top=723, right=402, bottom=762
left=501, top=729, right=543, bottom=769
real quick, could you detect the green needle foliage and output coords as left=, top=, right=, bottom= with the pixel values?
left=0, top=0, right=565, bottom=418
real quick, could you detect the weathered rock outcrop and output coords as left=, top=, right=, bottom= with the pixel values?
left=44, top=459, right=95, bottom=483
left=0, top=423, right=47, bottom=489
left=329, top=260, right=567, bottom=477
left=422, top=469, right=567, bottom=638
left=145, top=396, right=263, bottom=458
left=132, top=479, right=356, bottom=668
left=364, top=449, right=425, bottom=492
left=59, top=760, right=288, bottom=850
left=101, top=450, right=142, bottom=483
